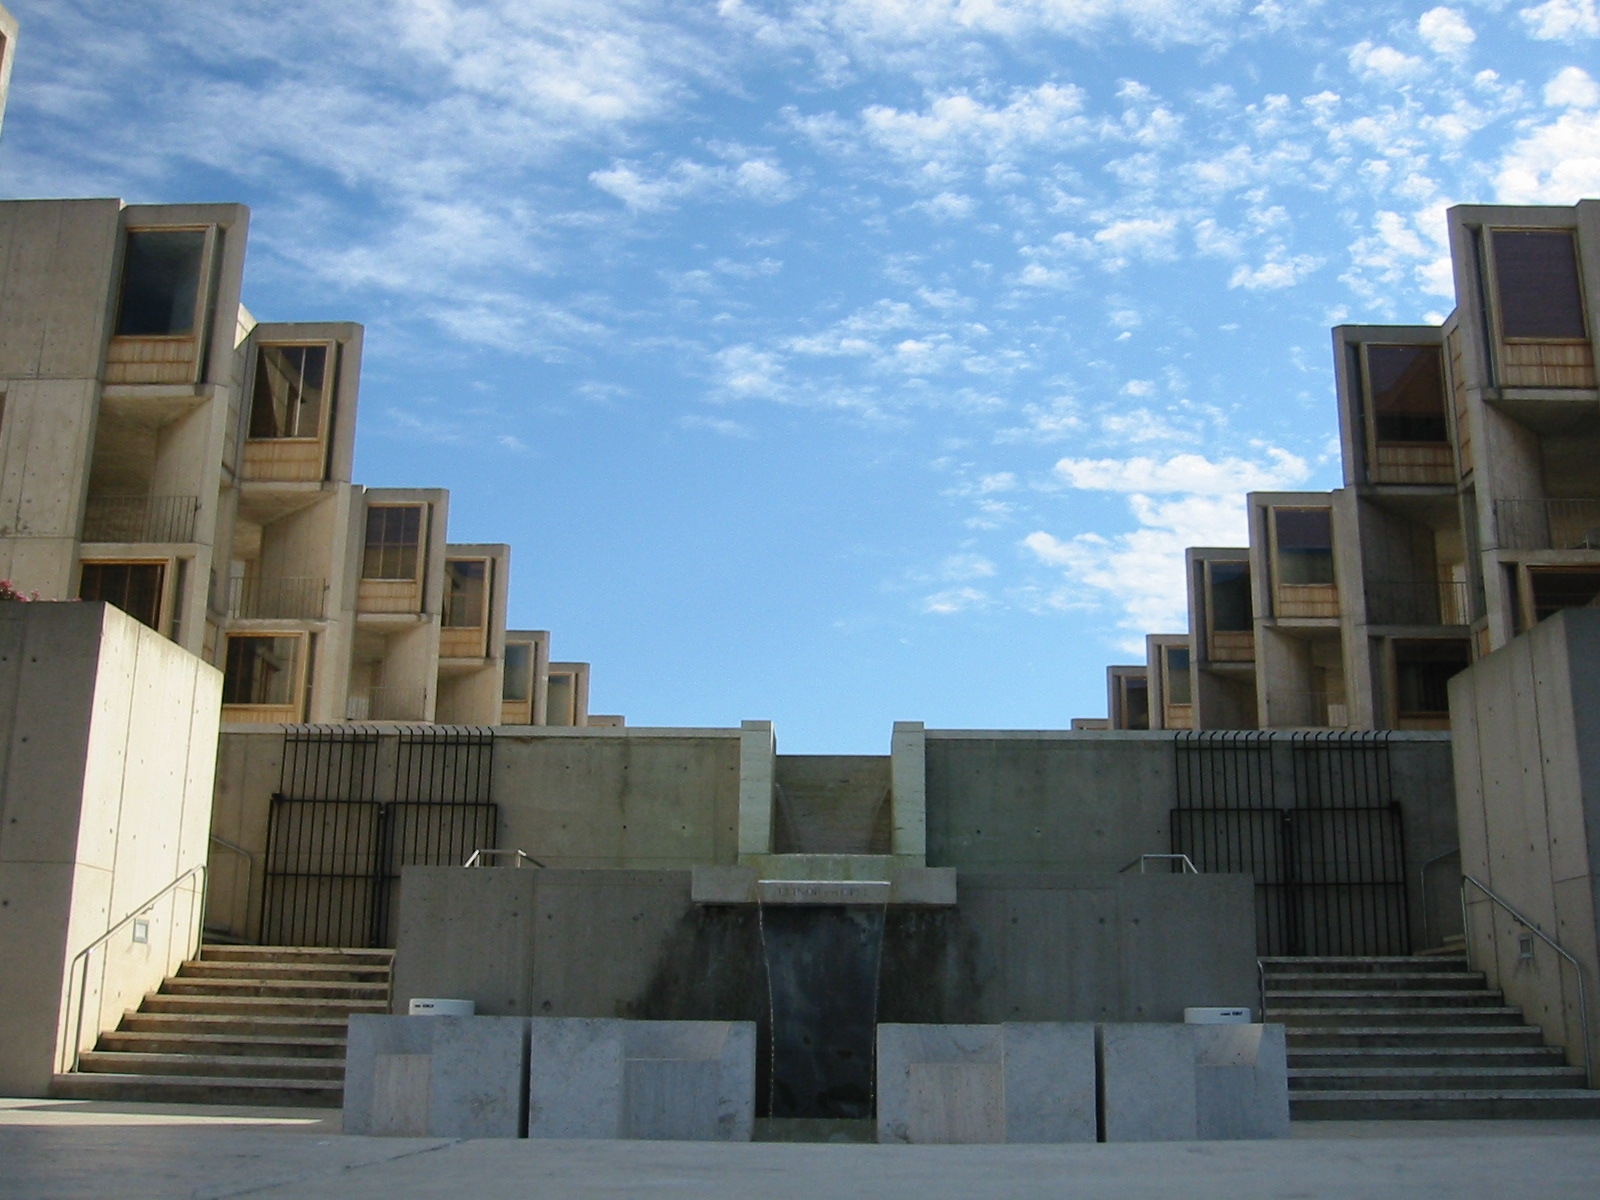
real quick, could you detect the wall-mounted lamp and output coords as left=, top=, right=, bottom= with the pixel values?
left=1517, top=932, right=1535, bottom=961
left=132, top=918, right=149, bottom=945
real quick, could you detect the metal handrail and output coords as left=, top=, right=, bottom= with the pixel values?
left=208, top=835, right=256, bottom=941
left=1119, top=853, right=1199, bottom=874
left=64, top=863, right=207, bottom=1072
left=463, top=848, right=544, bottom=868
left=1461, top=873, right=1592, bottom=1086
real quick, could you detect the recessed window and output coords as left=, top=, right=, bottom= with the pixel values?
left=362, top=505, right=422, bottom=581
left=1273, top=508, right=1335, bottom=586
left=250, top=344, right=327, bottom=439
left=115, top=229, right=206, bottom=336
left=1394, top=640, right=1470, bottom=716
left=79, top=561, right=164, bottom=630
left=1492, top=229, right=1587, bottom=340
left=1208, top=561, right=1252, bottom=632
left=1121, top=675, right=1149, bottom=730
left=547, top=671, right=576, bottom=725
left=222, top=634, right=300, bottom=706
left=503, top=641, right=532, bottom=702
left=1366, top=344, right=1447, bottom=444
left=1165, top=645, right=1192, bottom=705
left=444, top=559, right=487, bottom=628
left=1529, top=567, right=1600, bottom=624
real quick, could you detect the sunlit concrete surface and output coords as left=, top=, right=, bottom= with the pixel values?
left=3, top=1100, right=1600, bottom=1200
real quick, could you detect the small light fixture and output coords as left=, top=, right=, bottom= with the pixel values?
left=131, top=918, right=149, bottom=945
left=1517, top=932, right=1535, bottom=961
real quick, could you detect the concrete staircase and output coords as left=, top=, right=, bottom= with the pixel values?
left=1266, top=954, right=1600, bottom=1119
left=51, top=946, right=392, bottom=1107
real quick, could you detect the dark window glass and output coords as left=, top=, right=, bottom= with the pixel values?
left=362, top=506, right=422, bottom=580
left=1367, top=344, right=1447, bottom=443
left=1209, top=562, right=1252, bottom=632
left=503, top=642, right=532, bottom=702
left=1165, top=646, right=1192, bottom=705
left=1123, top=677, right=1149, bottom=730
left=547, top=672, right=576, bottom=725
left=444, top=559, right=487, bottom=628
left=1530, top=568, right=1600, bottom=623
left=222, top=635, right=299, bottom=706
left=79, top=561, right=164, bottom=629
left=1493, top=229, right=1587, bottom=339
left=116, top=230, right=206, bottom=336
left=1275, top=509, right=1335, bottom=585
left=250, top=345, right=327, bottom=439
left=1394, top=639, right=1470, bottom=715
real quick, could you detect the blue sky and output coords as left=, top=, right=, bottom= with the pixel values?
left=3, top=0, right=1598, bottom=750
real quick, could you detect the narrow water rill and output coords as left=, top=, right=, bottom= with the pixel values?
left=758, top=901, right=887, bottom=1120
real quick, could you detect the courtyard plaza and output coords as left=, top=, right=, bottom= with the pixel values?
left=2, top=1099, right=1598, bottom=1200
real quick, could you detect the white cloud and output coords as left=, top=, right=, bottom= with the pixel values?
left=1520, top=0, right=1600, bottom=40
left=794, top=83, right=1092, bottom=177
left=1026, top=447, right=1309, bottom=644
left=922, top=586, right=989, bottom=615
left=1227, top=252, right=1321, bottom=290
left=1418, top=8, right=1476, bottom=59
left=590, top=154, right=797, bottom=212
left=1053, top=449, right=1308, bottom=494
left=1348, top=41, right=1425, bottom=82
left=1495, top=108, right=1600, bottom=201
left=1545, top=66, right=1600, bottom=108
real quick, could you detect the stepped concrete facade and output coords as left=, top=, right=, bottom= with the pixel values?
left=1095, top=200, right=1600, bottom=734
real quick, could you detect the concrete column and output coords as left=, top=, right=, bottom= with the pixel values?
left=736, top=720, right=775, bottom=861
left=890, top=721, right=926, bottom=863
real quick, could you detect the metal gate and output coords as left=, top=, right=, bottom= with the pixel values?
left=260, top=726, right=498, bottom=948
left=1171, top=731, right=1410, bottom=956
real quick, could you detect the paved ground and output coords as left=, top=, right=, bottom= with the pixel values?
left=4, top=1099, right=1600, bottom=1200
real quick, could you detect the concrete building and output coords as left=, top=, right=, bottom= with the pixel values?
left=1089, top=199, right=1600, bottom=734
left=0, top=195, right=605, bottom=729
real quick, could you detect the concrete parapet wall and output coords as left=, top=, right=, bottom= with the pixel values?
left=1451, top=609, right=1600, bottom=1077
left=0, top=602, right=220, bottom=1095
left=393, top=867, right=1257, bottom=1037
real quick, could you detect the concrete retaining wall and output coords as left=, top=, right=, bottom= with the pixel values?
left=1451, top=609, right=1600, bottom=1076
left=0, top=602, right=220, bottom=1095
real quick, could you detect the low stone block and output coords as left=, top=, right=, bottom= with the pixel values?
left=876, top=1023, right=1096, bottom=1144
left=1098, top=1023, right=1289, bottom=1142
left=527, top=1018, right=756, bottom=1141
left=343, top=1015, right=529, bottom=1138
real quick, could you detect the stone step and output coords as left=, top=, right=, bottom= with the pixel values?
left=140, top=993, right=386, bottom=1019
left=1290, top=1046, right=1568, bottom=1069
left=1290, top=1088, right=1600, bottom=1121
left=1269, top=1006, right=1527, bottom=1027
left=176, top=960, right=390, bottom=984
left=97, top=1030, right=346, bottom=1058
left=1265, top=989, right=1505, bottom=1009
left=1261, top=956, right=1469, bottom=973
left=199, top=946, right=394, bottom=967
left=1290, top=1065, right=1589, bottom=1091
left=1266, top=972, right=1485, bottom=991
left=1286, top=1025, right=1547, bottom=1048
left=118, top=1011, right=351, bottom=1039
left=159, top=978, right=388, bottom=1001
left=77, top=1051, right=345, bottom=1081
left=50, top=1072, right=343, bottom=1108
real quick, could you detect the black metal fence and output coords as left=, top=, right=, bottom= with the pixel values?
left=1171, top=730, right=1410, bottom=957
left=260, top=726, right=497, bottom=948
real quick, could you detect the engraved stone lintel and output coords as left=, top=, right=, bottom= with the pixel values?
left=756, top=879, right=892, bottom=905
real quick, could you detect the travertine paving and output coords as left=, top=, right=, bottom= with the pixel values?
left=4, top=1100, right=1600, bottom=1200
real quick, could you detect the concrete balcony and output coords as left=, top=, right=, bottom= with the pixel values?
left=227, top=576, right=326, bottom=621
left=81, top=494, right=198, bottom=543
left=1494, top=499, right=1600, bottom=551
